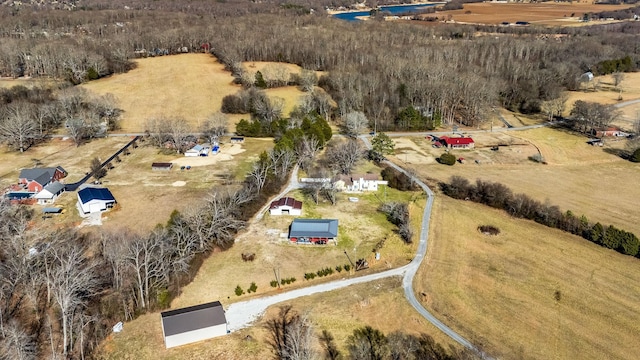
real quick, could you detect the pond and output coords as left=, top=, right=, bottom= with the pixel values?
left=332, top=3, right=441, bottom=21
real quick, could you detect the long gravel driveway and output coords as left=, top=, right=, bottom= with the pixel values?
left=226, top=136, right=481, bottom=355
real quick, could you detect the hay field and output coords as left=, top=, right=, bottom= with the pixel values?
left=98, top=187, right=427, bottom=359
left=81, top=55, right=313, bottom=133
left=392, top=127, right=640, bottom=235
left=416, top=197, right=640, bottom=360
left=442, top=2, right=635, bottom=26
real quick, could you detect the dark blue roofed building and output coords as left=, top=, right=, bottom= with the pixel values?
left=289, top=218, right=338, bottom=245
left=76, top=186, right=116, bottom=215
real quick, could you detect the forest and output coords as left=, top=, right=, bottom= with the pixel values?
left=1, top=1, right=640, bottom=359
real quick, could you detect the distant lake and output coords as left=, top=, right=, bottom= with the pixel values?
left=332, top=3, right=440, bottom=21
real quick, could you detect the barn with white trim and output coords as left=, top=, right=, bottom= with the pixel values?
left=76, top=187, right=116, bottom=215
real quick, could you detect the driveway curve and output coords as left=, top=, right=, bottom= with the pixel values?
left=226, top=136, right=483, bottom=356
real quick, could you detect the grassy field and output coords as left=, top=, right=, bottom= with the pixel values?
left=391, top=126, right=640, bottom=235
left=81, top=55, right=311, bottom=133
left=97, top=185, right=427, bottom=359
left=440, top=2, right=636, bottom=26
left=416, top=197, right=640, bottom=360
left=0, top=136, right=274, bottom=232
left=99, top=277, right=459, bottom=360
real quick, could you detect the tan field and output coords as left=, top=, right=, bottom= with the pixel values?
left=391, top=127, right=640, bottom=235
left=81, top=55, right=309, bottom=133
left=441, top=2, right=636, bottom=26
left=417, top=197, right=640, bottom=359
left=0, top=136, right=274, bottom=232
left=97, top=187, right=428, bottom=359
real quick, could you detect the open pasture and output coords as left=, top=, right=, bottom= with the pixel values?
left=417, top=197, right=640, bottom=360
left=441, top=2, right=636, bottom=26
left=0, top=137, right=274, bottom=232
left=391, top=127, right=640, bottom=235
left=82, top=55, right=311, bottom=133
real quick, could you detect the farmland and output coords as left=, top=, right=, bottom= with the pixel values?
left=438, top=2, right=636, bottom=26
left=98, top=185, right=427, bottom=359
left=417, top=197, right=640, bottom=360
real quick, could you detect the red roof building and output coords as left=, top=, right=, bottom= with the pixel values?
left=439, top=136, right=475, bottom=149
left=269, top=197, right=302, bottom=216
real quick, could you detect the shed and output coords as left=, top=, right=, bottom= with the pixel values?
left=42, top=207, right=63, bottom=214
left=76, top=187, right=116, bottom=215
left=269, top=197, right=303, bottom=216
left=185, top=144, right=207, bottom=157
left=152, top=162, right=173, bottom=171
left=289, top=219, right=338, bottom=244
left=161, top=301, right=227, bottom=349
left=230, top=136, right=245, bottom=143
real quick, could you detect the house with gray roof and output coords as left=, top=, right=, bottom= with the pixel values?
left=161, top=301, right=227, bottom=349
left=34, top=181, right=66, bottom=205
left=289, top=218, right=338, bottom=244
left=18, top=166, right=67, bottom=193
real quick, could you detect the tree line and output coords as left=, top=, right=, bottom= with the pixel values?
left=0, top=136, right=298, bottom=359
left=264, top=305, right=481, bottom=360
left=441, top=176, right=640, bottom=258
left=1, top=8, right=639, bottom=132
left=0, top=85, right=121, bottom=151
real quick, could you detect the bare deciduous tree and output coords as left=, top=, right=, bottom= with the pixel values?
left=0, top=320, right=36, bottom=360
left=298, top=70, right=318, bottom=92
left=200, top=112, right=228, bottom=144
left=0, top=102, right=39, bottom=152
left=325, top=139, right=364, bottom=175
left=47, top=242, right=98, bottom=356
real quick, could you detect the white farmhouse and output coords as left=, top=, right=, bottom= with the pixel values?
left=34, top=181, right=65, bottom=205
left=333, top=174, right=388, bottom=193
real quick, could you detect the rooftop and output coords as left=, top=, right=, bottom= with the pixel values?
left=78, top=187, right=116, bottom=204
left=290, top=219, right=338, bottom=238
left=270, top=197, right=302, bottom=210
left=161, top=301, right=226, bottom=337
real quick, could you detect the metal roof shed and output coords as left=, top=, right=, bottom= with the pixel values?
left=161, top=301, right=228, bottom=349
left=289, top=219, right=338, bottom=239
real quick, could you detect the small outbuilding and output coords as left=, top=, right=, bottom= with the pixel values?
left=185, top=145, right=207, bottom=157
left=76, top=186, right=116, bottom=215
left=161, top=301, right=228, bottom=349
left=152, top=162, right=173, bottom=171
left=289, top=218, right=338, bottom=244
left=230, top=136, right=245, bottom=143
left=269, top=197, right=303, bottom=216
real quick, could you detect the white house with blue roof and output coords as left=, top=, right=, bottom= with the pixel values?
left=76, top=186, right=117, bottom=215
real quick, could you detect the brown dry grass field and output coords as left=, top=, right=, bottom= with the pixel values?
left=99, top=278, right=458, bottom=360
left=98, top=186, right=428, bottom=359
left=416, top=197, right=640, bottom=360
left=441, top=2, right=636, bottom=26
left=0, top=136, right=274, bottom=232
left=81, top=55, right=309, bottom=133
left=390, top=127, right=640, bottom=235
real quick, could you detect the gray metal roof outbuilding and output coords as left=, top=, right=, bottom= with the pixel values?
left=289, top=219, right=339, bottom=238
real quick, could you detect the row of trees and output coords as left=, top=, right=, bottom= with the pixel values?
left=0, top=86, right=121, bottom=151
left=440, top=176, right=640, bottom=258
left=1, top=8, right=639, bottom=131
left=0, top=130, right=300, bottom=358
left=264, top=305, right=481, bottom=360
